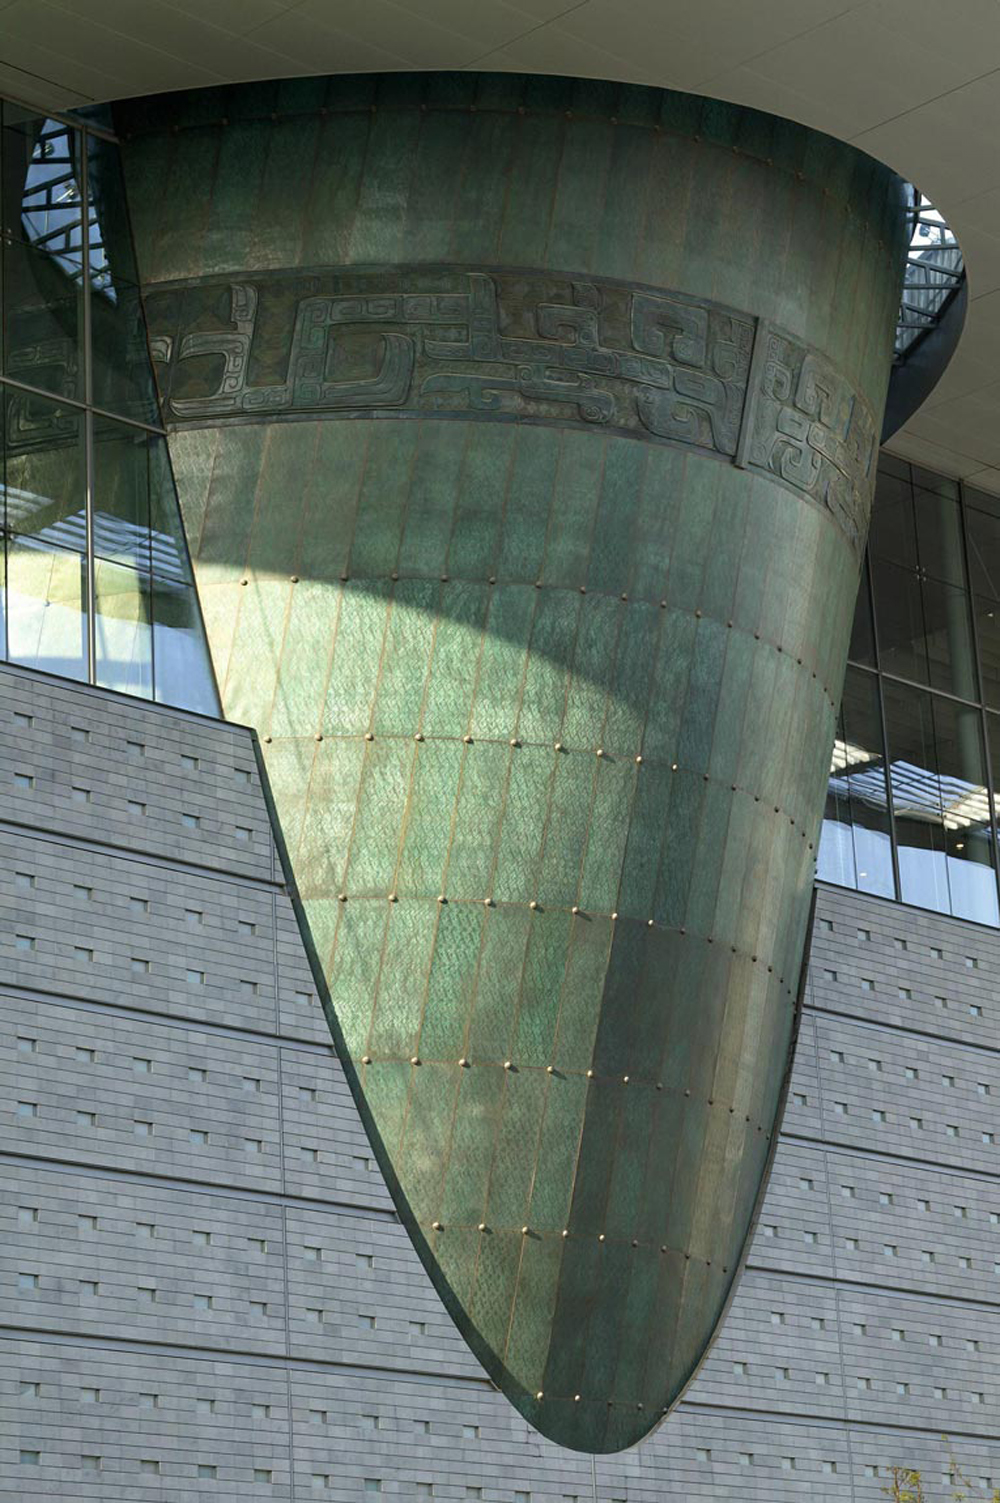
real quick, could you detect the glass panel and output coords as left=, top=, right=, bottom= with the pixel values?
left=149, top=433, right=193, bottom=583
left=818, top=666, right=894, bottom=898
left=3, top=231, right=84, bottom=402
left=94, top=557, right=152, bottom=697
left=6, top=534, right=87, bottom=680
left=152, top=579, right=218, bottom=715
left=883, top=680, right=997, bottom=925
left=965, top=487, right=1000, bottom=600
left=2, top=111, right=85, bottom=402
left=3, top=385, right=85, bottom=542
left=913, top=482, right=965, bottom=588
left=92, top=413, right=151, bottom=567
left=84, top=133, right=159, bottom=424
left=872, top=555, right=977, bottom=699
left=90, top=276, right=160, bottom=425
left=869, top=461, right=917, bottom=571
left=847, top=556, right=876, bottom=667
left=973, top=596, right=1000, bottom=711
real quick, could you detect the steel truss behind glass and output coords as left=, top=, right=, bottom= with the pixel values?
left=895, top=189, right=964, bottom=361
left=0, top=97, right=217, bottom=715
left=820, top=453, right=1000, bottom=927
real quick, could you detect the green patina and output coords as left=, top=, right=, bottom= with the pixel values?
left=119, top=72, right=908, bottom=1452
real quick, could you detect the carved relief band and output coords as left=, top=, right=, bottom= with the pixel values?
left=143, top=266, right=877, bottom=561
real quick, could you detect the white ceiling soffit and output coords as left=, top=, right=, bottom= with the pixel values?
left=2, top=0, right=1000, bottom=490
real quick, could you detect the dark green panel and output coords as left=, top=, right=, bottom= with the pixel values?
left=120, top=72, right=908, bottom=1454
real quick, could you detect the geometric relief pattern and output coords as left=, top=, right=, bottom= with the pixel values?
left=145, top=266, right=877, bottom=562
left=171, top=410, right=861, bottom=1453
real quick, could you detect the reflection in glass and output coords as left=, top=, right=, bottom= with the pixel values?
left=153, top=580, right=218, bottom=715
left=974, top=597, right=1000, bottom=711
left=847, top=557, right=876, bottom=668
left=0, top=98, right=219, bottom=718
left=3, top=232, right=84, bottom=402
left=3, top=386, right=85, bottom=540
left=2, top=112, right=85, bottom=402
left=883, top=680, right=997, bottom=925
left=94, top=557, right=152, bottom=697
left=91, top=278, right=159, bottom=425
left=818, top=667, right=894, bottom=898
left=966, top=488, right=1000, bottom=601
left=92, top=414, right=151, bottom=567
left=872, top=554, right=977, bottom=700
left=6, top=534, right=87, bottom=680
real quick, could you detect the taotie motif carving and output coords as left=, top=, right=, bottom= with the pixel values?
left=144, top=266, right=877, bottom=559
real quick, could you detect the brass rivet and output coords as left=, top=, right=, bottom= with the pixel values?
left=388, top=893, right=397, bottom=903
left=415, top=732, right=424, bottom=741
left=546, top=1064, right=555, bottom=1074
left=571, top=905, right=580, bottom=915
left=635, top=754, right=643, bottom=764
left=290, top=575, right=298, bottom=583
left=437, top=894, right=446, bottom=904
left=623, top=1074, right=630, bottom=1083
left=647, top=918, right=654, bottom=928
left=488, top=575, right=496, bottom=584
left=586, top=1069, right=595, bottom=1079
left=521, top=1224, right=529, bottom=1234
left=391, top=571, right=399, bottom=581
left=459, top=1057, right=468, bottom=1067
left=364, top=732, right=374, bottom=742
left=694, top=608, right=702, bottom=618
left=411, top=1056, right=420, bottom=1066
left=337, top=893, right=347, bottom=903
left=263, top=735, right=272, bottom=744
left=620, top=592, right=628, bottom=602
left=574, top=1394, right=581, bottom=1402
left=432, top=1220, right=442, bottom=1230
left=611, top=911, right=618, bottom=921
left=659, top=599, right=667, bottom=608
left=661, top=1245, right=667, bottom=1253
left=562, top=1228, right=569, bottom=1237
left=535, top=580, right=542, bottom=589
left=240, top=578, right=248, bottom=586
left=536, top=1391, right=544, bottom=1401
left=554, top=741, right=563, bottom=752
left=440, top=574, right=449, bottom=583
left=463, top=734, right=473, bottom=744
left=632, top=1239, right=638, bottom=1247
left=505, top=1060, right=514, bottom=1070
left=598, top=1233, right=605, bottom=1242
left=657, top=1082, right=663, bottom=1091
left=510, top=738, right=519, bottom=747
left=596, top=748, right=604, bottom=758
left=484, top=898, right=493, bottom=908
left=579, top=585, right=587, bottom=594
left=361, top=1055, right=371, bottom=1064
left=478, top=1222, right=487, bottom=1231
left=529, top=900, right=539, bottom=911
left=671, top=762, right=678, bottom=771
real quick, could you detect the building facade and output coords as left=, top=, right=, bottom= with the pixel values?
left=1, top=40, right=1000, bottom=1503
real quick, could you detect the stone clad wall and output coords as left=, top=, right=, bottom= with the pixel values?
left=117, top=74, right=908, bottom=1448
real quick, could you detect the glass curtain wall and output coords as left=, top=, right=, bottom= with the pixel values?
left=820, top=453, right=1000, bottom=927
left=0, top=99, right=217, bottom=714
